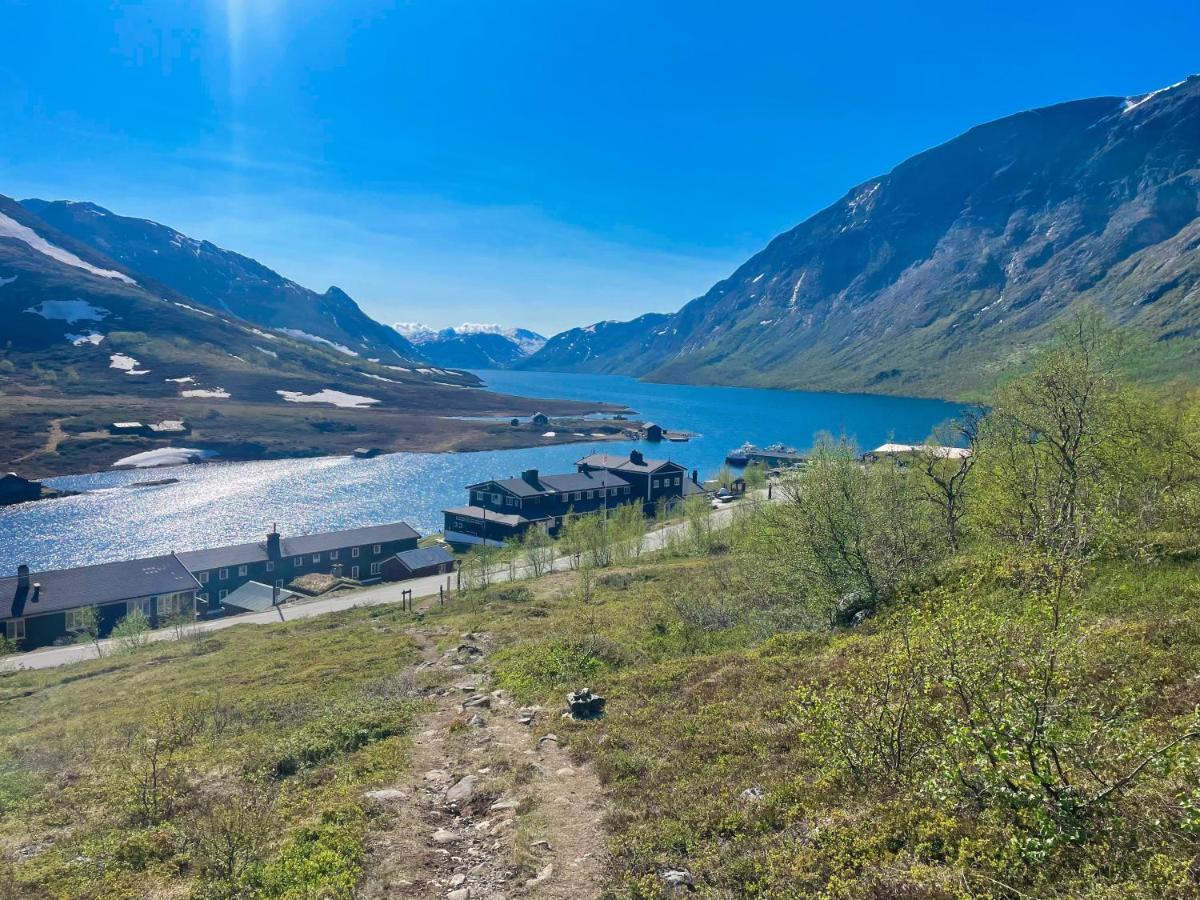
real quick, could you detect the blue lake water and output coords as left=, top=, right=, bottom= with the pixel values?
left=1, top=370, right=970, bottom=571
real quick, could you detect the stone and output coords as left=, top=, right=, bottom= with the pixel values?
left=555, top=767, right=574, bottom=776
left=523, top=863, right=554, bottom=887
left=432, top=828, right=459, bottom=844
left=661, top=868, right=695, bottom=893
left=739, top=786, right=765, bottom=802
left=446, top=775, right=479, bottom=804
left=490, top=818, right=515, bottom=834
left=468, top=863, right=487, bottom=876
left=365, top=788, right=406, bottom=802
left=454, top=674, right=486, bottom=690
left=468, top=713, right=488, bottom=728
left=489, top=799, right=518, bottom=812
left=530, top=839, right=552, bottom=852
left=462, top=694, right=491, bottom=709
left=424, top=769, right=451, bottom=783
left=517, top=714, right=535, bottom=726
left=538, top=733, right=559, bottom=745
left=447, top=889, right=471, bottom=900
left=449, top=873, right=467, bottom=886
left=566, top=687, right=606, bottom=719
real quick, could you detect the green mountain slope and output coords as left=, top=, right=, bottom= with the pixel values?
left=524, top=76, right=1200, bottom=397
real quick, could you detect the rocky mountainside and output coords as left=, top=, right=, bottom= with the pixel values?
left=395, top=322, right=546, bottom=368
left=524, top=76, right=1200, bottom=398
left=21, top=199, right=420, bottom=364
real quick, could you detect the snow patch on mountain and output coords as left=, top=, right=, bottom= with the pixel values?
left=393, top=321, right=546, bottom=355
left=0, top=212, right=136, bottom=283
left=24, top=299, right=110, bottom=323
left=276, top=328, right=360, bottom=357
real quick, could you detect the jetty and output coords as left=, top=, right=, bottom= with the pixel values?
left=725, top=442, right=807, bottom=468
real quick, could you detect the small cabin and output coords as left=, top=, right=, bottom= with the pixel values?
left=530, top=412, right=550, bottom=426
left=109, top=422, right=146, bottom=435
left=642, top=423, right=664, bottom=442
left=382, top=546, right=456, bottom=581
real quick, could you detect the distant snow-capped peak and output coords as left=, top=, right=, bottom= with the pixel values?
left=392, top=321, right=546, bottom=354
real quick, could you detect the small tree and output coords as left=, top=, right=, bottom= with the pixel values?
left=112, top=608, right=152, bottom=653
left=70, top=604, right=105, bottom=658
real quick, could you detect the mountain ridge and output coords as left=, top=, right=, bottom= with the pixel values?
left=19, top=199, right=421, bottom=364
left=395, top=322, right=547, bottom=368
left=523, top=76, right=1200, bottom=398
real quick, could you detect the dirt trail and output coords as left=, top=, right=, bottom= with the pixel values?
left=357, top=626, right=607, bottom=900
left=14, top=417, right=67, bottom=462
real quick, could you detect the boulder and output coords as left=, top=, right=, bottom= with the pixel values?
left=446, top=775, right=479, bottom=805
left=566, top=688, right=606, bottom=720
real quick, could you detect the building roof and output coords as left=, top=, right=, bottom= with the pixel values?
left=0, top=555, right=199, bottom=619
left=393, top=546, right=455, bottom=571
left=469, top=469, right=630, bottom=498
left=176, top=521, right=420, bottom=571
left=869, top=443, right=972, bottom=460
left=221, top=580, right=299, bottom=613
left=443, top=505, right=534, bottom=528
left=681, top=478, right=707, bottom=496
left=577, top=451, right=683, bottom=474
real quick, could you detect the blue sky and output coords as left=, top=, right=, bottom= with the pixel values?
left=2, top=1, right=1197, bottom=336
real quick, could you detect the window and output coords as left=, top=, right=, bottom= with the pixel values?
left=675, top=476, right=682, bottom=486
left=623, top=486, right=630, bottom=495
left=370, top=562, right=381, bottom=576
left=351, top=547, right=360, bottom=558
left=5, top=618, right=25, bottom=641
left=218, top=568, right=228, bottom=581
left=652, top=479, right=660, bottom=489
left=373, top=544, right=382, bottom=554
left=130, top=597, right=154, bottom=617
left=266, top=561, right=274, bottom=572
left=492, top=493, right=502, bottom=504
left=312, top=553, right=321, bottom=563
left=65, top=608, right=88, bottom=631
left=572, top=492, right=581, bottom=501
left=294, top=556, right=303, bottom=566
left=198, top=571, right=209, bottom=584
left=330, top=550, right=339, bottom=560
left=158, top=593, right=189, bottom=618
left=274, top=579, right=283, bottom=589
left=351, top=566, right=359, bottom=579
left=238, top=565, right=248, bottom=577
left=219, top=589, right=228, bottom=600
left=199, top=592, right=209, bottom=605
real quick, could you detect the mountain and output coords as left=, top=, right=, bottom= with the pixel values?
left=0, top=195, right=607, bottom=476
left=395, top=322, right=546, bottom=368
left=20, top=199, right=421, bottom=364
left=523, top=76, right=1200, bottom=398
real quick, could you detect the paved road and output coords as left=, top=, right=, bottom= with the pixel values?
left=1, top=493, right=772, bottom=672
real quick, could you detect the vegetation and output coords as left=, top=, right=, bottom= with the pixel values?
left=6, top=315, right=1200, bottom=897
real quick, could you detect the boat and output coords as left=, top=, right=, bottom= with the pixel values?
left=725, top=442, right=759, bottom=466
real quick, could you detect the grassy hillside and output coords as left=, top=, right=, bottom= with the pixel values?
left=5, top=317, right=1200, bottom=898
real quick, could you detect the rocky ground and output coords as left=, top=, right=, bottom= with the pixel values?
left=357, top=625, right=607, bottom=899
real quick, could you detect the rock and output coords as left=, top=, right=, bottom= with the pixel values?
left=468, top=713, right=488, bottom=728
left=468, top=863, right=487, bottom=876
left=490, top=818, right=515, bottom=834
left=538, top=733, right=559, bottom=745
left=454, top=674, right=486, bottom=690
left=424, top=769, right=451, bottom=783
left=432, top=828, right=459, bottom=844
left=449, top=873, right=467, bottom=887
left=530, top=839, right=552, bottom=852
left=661, top=868, right=695, bottom=893
left=462, top=694, right=491, bottom=709
left=517, top=714, right=535, bottom=726
left=524, top=863, right=554, bottom=887
left=365, top=788, right=406, bottom=803
left=739, top=786, right=765, bottom=802
left=489, top=799, right=518, bottom=812
left=555, top=766, right=574, bottom=776
left=566, top=687, right=606, bottom=719
left=448, top=889, right=471, bottom=900
left=446, top=775, right=479, bottom=805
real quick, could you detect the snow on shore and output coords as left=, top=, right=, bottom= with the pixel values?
left=66, top=332, right=105, bottom=346
left=181, top=387, right=230, bottom=399
left=276, top=389, right=379, bottom=409
left=112, top=447, right=217, bottom=469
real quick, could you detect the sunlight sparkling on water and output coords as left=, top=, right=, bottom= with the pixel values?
left=1, top=371, right=970, bottom=571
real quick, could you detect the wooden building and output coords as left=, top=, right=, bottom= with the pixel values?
left=0, top=556, right=200, bottom=650
left=177, top=522, right=419, bottom=612
left=381, top=546, right=456, bottom=580
left=442, top=450, right=701, bottom=547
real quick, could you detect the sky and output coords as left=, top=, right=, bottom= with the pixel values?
left=1, top=1, right=1198, bottom=336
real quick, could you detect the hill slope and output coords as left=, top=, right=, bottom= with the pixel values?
left=0, top=197, right=609, bottom=475
left=524, top=76, right=1200, bottom=397
left=20, top=199, right=421, bottom=365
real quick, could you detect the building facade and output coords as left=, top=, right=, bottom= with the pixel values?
left=0, top=555, right=200, bottom=650
left=177, top=522, right=419, bottom=611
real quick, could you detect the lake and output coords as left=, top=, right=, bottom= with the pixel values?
left=1, top=370, right=970, bottom=571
